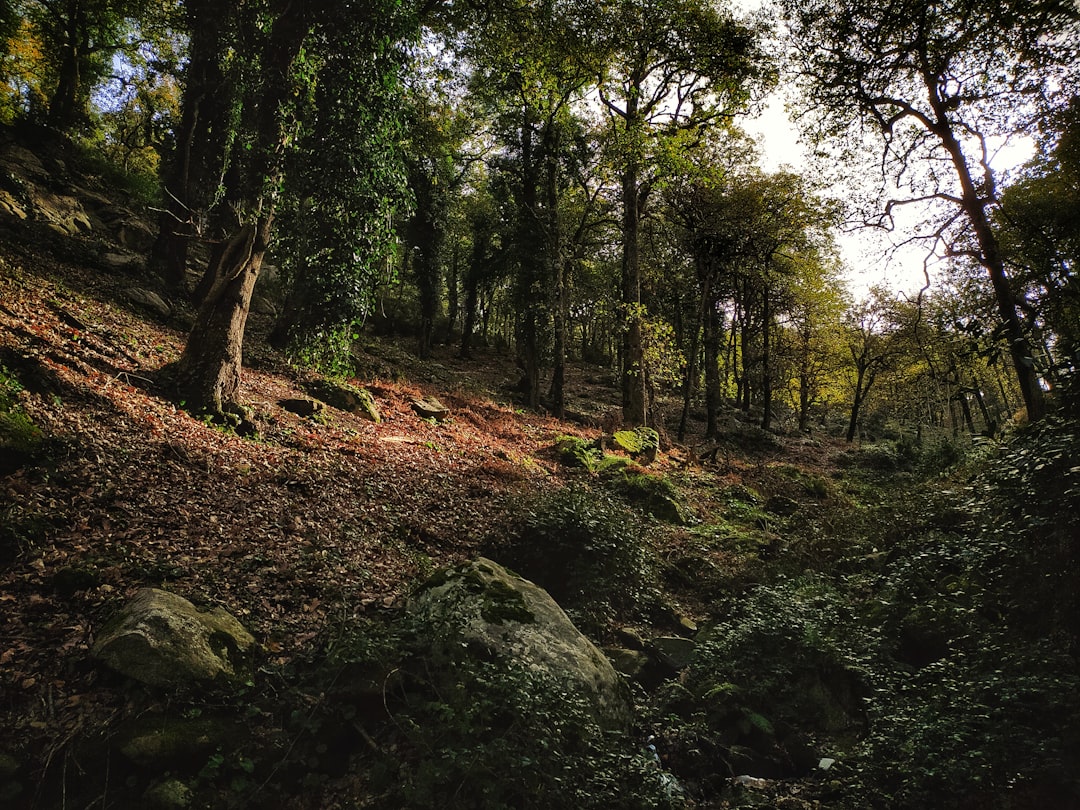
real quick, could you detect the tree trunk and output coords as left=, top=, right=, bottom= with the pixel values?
left=678, top=270, right=708, bottom=442
left=936, top=119, right=1045, bottom=420
left=546, top=128, right=566, bottom=418
left=760, top=283, right=772, bottom=431
left=620, top=93, right=646, bottom=426
left=171, top=223, right=265, bottom=422
left=704, top=295, right=723, bottom=439
left=846, top=364, right=866, bottom=443
left=166, top=0, right=311, bottom=418
left=797, top=326, right=812, bottom=432
left=151, top=0, right=238, bottom=291
left=48, top=1, right=86, bottom=131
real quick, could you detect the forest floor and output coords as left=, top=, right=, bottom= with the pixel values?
left=0, top=220, right=884, bottom=808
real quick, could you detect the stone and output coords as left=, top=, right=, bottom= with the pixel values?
left=126, top=288, right=171, bottom=318
left=0, top=189, right=27, bottom=219
left=304, top=380, right=380, bottom=422
left=615, top=626, right=646, bottom=650
left=650, top=636, right=696, bottom=672
left=92, top=588, right=256, bottom=688
left=116, top=716, right=233, bottom=769
left=411, top=396, right=449, bottom=421
left=280, top=398, right=325, bottom=418
left=102, top=252, right=146, bottom=274
left=143, top=779, right=194, bottom=810
left=604, top=647, right=651, bottom=681
left=407, top=558, right=632, bottom=731
left=611, top=426, right=660, bottom=463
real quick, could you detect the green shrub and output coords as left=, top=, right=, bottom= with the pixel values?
left=610, top=469, right=690, bottom=524
left=492, top=484, right=652, bottom=632
left=842, top=419, right=1080, bottom=807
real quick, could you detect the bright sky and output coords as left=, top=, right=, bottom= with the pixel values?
left=733, top=0, right=1038, bottom=301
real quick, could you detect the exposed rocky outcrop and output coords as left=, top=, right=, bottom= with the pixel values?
left=405, top=557, right=632, bottom=732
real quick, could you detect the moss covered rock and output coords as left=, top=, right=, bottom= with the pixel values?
left=408, top=558, right=632, bottom=731
left=92, top=589, right=256, bottom=688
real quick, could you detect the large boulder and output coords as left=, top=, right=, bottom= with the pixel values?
left=406, top=558, right=632, bottom=732
left=92, top=589, right=256, bottom=688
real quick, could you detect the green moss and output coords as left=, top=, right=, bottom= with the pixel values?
left=616, top=471, right=690, bottom=524
left=0, top=410, right=42, bottom=454
left=554, top=436, right=604, bottom=470
left=479, top=578, right=535, bottom=625
left=418, top=563, right=535, bottom=625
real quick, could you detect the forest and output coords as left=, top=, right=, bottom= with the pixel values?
left=0, top=0, right=1079, bottom=808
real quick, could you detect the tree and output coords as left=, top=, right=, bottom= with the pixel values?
left=842, top=289, right=901, bottom=442
left=18, top=0, right=147, bottom=130
left=165, top=0, right=416, bottom=421
left=269, top=4, right=413, bottom=368
left=149, top=0, right=241, bottom=290
left=996, top=98, right=1080, bottom=410
left=599, top=0, right=771, bottom=426
left=777, top=0, right=1080, bottom=422
left=455, top=0, right=608, bottom=410
left=781, top=255, right=848, bottom=433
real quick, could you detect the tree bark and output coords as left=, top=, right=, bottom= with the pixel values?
left=172, top=223, right=264, bottom=422
left=760, top=283, right=772, bottom=431
left=932, top=105, right=1046, bottom=421
left=150, top=0, right=237, bottom=291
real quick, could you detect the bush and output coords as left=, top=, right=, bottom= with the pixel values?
left=491, top=484, right=652, bottom=632
left=842, top=418, right=1080, bottom=807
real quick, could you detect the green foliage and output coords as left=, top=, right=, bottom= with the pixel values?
left=494, top=484, right=652, bottom=631
left=0, top=361, right=21, bottom=409
left=610, top=469, right=690, bottom=524
left=0, top=363, right=42, bottom=457
left=268, top=1, right=417, bottom=366
left=841, top=418, right=1080, bottom=806
left=688, top=579, right=873, bottom=731
left=376, top=615, right=681, bottom=810
left=555, top=435, right=605, bottom=471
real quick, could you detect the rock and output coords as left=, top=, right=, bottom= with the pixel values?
left=92, top=588, right=256, bottom=688
left=114, top=220, right=156, bottom=252
left=102, top=252, right=146, bottom=274
left=410, top=396, right=449, bottom=421
left=304, top=380, right=380, bottom=422
left=280, top=398, right=325, bottom=418
left=0, top=189, right=27, bottom=219
left=651, top=636, right=696, bottom=672
left=32, top=189, right=92, bottom=235
left=611, top=426, right=660, bottom=463
left=249, top=294, right=277, bottom=316
left=116, top=715, right=235, bottom=769
left=126, top=288, right=171, bottom=318
left=677, top=615, right=699, bottom=634
left=407, top=558, right=632, bottom=731
left=143, top=779, right=194, bottom=810
left=615, top=626, right=646, bottom=650
left=0, top=145, right=49, bottom=181
left=604, top=647, right=651, bottom=681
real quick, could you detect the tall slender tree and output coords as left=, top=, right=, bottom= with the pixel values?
left=599, top=0, right=771, bottom=426
left=777, top=0, right=1080, bottom=421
